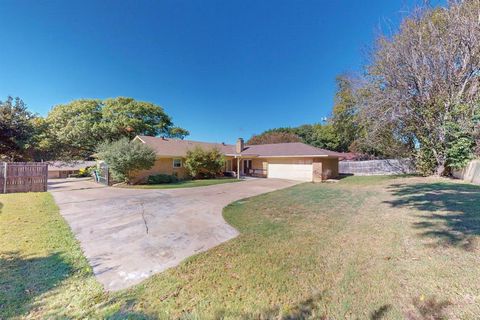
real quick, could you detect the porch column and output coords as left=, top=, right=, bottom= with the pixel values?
left=237, top=157, right=240, bottom=180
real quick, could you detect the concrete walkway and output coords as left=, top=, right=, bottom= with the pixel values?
left=49, top=178, right=300, bottom=291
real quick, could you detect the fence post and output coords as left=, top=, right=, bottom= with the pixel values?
left=3, top=162, right=7, bottom=194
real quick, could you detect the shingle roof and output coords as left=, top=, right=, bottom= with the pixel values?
left=237, top=142, right=340, bottom=157
left=136, top=136, right=339, bottom=158
left=135, top=136, right=235, bottom=157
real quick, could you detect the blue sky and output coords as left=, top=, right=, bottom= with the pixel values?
left=0, top=0, right=443, bottom=143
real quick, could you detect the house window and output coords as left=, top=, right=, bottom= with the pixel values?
left=226, top=159, right=232, bottom=171
left=173, top=158, right=182, bottom=168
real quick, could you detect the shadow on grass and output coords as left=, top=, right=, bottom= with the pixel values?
left=211, top=293, right=326, bottom=320
left=0, top=251, right=71, bottom=318
left=370, top=304, right=392, bottom=319
left=406, top=296, right=451, bottom=320
left=385, top=182, right=480, bottom=250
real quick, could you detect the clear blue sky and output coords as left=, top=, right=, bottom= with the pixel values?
left=0, top=0, right=443, bottom=143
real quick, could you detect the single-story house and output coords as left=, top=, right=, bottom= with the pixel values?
left=132, top=136, right=339, bottom=183
left=47, top=161, right=97, bottom=179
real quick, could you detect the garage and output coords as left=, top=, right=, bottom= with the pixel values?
left=267, top=159, right=313, bottom=181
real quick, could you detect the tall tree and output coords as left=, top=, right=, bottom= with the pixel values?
left=0, top=96, right=36, bottom=161
left=360, top=1, right=480, bottom=175
left=102, top=97, right=175, bottom=140
left=330, top=75, right=359, bottom=152
left=43, top=97, right=189, bottom=159
left=45, top=99, right=104, bottom=159
left=247, top=131, right=302, bottom=145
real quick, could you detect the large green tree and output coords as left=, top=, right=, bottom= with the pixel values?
left=330, top=75, right=359, bottom=152
left=43, top=97, right=189, bottom=159
left=248, top=124, right=341, bottom=151
left=247, top=131, right=302, bottom=145
left=0, top=96, right=37, bottom=161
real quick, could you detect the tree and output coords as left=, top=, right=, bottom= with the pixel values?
left=43, top=97, right=189, bottom=160
left=359, top=1, right=480, bottom=175
left=44, top=99, right=104, bottom=159
left=247, top=124, right=342, bottom=151
left=96, top=138, right=156, bottom=183
left=167, top=127, right=190, bottom=140
left=102, top=97, right=176, bottom=140
left=0, top=96, right=36, bottom=161
left=331, top=75, right=359, bottom=152
left=247, top=131, right=302, bottom=145
left=184, top=147, right=225, bottom=179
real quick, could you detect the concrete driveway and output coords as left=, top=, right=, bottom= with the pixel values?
left=49, top=178, right=300, bottom=291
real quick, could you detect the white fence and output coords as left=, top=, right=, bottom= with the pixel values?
left=339, top=159, right=415, bottom=176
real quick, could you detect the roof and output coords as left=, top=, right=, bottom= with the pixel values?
left=47, top=160, right=97, bottom=171
left=135, top=136, right=235, bottom=157
left=235, top=142, right=340, bottom=157
left=135, top=136, right=339, bottom=158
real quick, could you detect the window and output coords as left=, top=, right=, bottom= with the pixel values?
left=173, top=158, right=182, bottom=168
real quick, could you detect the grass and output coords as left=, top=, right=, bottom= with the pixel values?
left=120, top=177, right=241, bottom=189
left=2, top=175, right=480, bottom=319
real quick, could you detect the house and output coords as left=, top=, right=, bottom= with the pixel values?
left=132, top=136, right=339, bottom=183
left=47, top=160, right=96, bottom=179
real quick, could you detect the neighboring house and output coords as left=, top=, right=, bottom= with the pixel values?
left=47, top=161, right=96, bottom=179
left=132, top=136, right=339, bottom=183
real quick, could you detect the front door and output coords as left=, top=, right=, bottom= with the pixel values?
left=243, top=159, right=252, bottom=175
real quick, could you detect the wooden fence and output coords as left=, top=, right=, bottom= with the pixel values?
left=339, top=159, right=415, bottom=176
left=0, top=162, right=48, bottom=194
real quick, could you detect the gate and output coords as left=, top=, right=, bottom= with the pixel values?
left=95, top=162, right=110, bottom=185
left=0, top=162, right=48, bottom=194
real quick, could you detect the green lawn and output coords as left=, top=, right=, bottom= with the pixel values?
left=2, top=176, right=480, bottom=319
left=120, top=177, right=241, bottom=189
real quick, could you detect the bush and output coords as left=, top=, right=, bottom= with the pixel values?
left=184, top=147, right=225, bottom=179
left=78, top=166, right=94, bottom=177
left=96, top=138, right=156, bottom=183
left=147, top=174, right=178, bottom=184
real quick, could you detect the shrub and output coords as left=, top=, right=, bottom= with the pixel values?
left=78, top=166, right=94, bottom=177
left=96, top=138, right=156, bottom=183
left=147, top=174, right=178, bottom=184
left=184, top=147, right=225, bottom=179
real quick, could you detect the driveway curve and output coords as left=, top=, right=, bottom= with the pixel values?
left=49, top=178, right=300, bottom=291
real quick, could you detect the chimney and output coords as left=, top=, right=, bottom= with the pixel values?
left=236, top=138, right=244, bottom=153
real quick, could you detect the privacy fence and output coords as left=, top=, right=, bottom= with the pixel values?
left=0, top=162, right=48, bottom=194
left=339, top=159, right=415, bottom=176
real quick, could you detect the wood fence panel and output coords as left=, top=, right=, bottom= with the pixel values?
left=0, top=162, right=48, bottom=194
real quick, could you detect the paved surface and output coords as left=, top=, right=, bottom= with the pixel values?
left=49, top=178, right=300, bottom=291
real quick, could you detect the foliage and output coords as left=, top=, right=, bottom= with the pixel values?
left=358, top=1, right=480, bottom=175
left=0, top=96, right=37, bottom=161
left=147, top=173, right=179, bottom=184
left=184, top=147, right=225, bottom=179
left=101, top=97, right=175, bottom=140
left=41, top=97, right=188, bottom=160
left=167, top=127, right=190, bottom=140
left=77, top=166, right=95, bottom=178
left=330, top=75, right=359, bottom=152
left=95, top=138, right=156, bottom=183
left=247, top=131, right=301, bottom=145
left=249, top=124, right=341, bottom=151
left=44, top=99, right=104, bottom=159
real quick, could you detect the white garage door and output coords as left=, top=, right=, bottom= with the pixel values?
left=267, top=162, right=313, bottom=181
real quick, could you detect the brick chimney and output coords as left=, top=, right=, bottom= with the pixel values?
left=236, top=138, right=244, bottom=153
